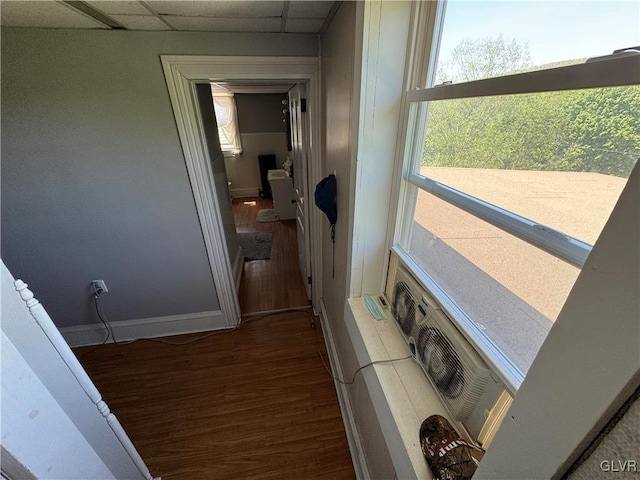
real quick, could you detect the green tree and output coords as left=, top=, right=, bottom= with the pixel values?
left=561, top=86, right=640, bottom=177
left=425, top=36, right=537, bottom=170
left=436, top=35, right=532, bottom=83
left=423, top=37, right=639, bottom=178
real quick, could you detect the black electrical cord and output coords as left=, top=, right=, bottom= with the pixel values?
left=94, top=294, right=118, bottom=344
left=76, top=295, right=111, bottom=359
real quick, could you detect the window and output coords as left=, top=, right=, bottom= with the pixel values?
left=210, top=85, right=242, bottom=154
left=394, top=0, right=639, bottom=389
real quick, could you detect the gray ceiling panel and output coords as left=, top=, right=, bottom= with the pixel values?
left=146, top=1, right=284, bottom=18
left=0, top=0, right=335, bottom=33
left=287, top=1, right=335, bottom=19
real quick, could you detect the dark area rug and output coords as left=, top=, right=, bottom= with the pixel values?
left=238, top=232, right=273, bottom=260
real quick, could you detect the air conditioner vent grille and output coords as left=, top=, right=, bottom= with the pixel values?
left=416, top=312, right=491, bottom=421
left=417, top=326, right=465, bottom=399
left=391, top=281, right=416, bottom=336
left=385, top=252, right=510, bottom=440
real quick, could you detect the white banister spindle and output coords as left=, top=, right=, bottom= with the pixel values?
left=14, top=280, right=157, bottom=480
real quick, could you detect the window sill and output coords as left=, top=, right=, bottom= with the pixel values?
left=345, top=297, right=462, bottom=479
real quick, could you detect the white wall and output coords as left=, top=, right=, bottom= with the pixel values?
left=350, top=1, right=413, bottom=297
left=1, top=332, right=115, bottom=479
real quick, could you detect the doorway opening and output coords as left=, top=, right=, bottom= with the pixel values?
left=208, top=81, right=312, bottom=314
left=161, top=55, right=322, bottom=327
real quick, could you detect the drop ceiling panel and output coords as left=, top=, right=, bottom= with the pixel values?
left=284, top=18, right=325, bottom=33
left=287, top=1, right=335, bottom=19
left=0, top=0, right=335, bottom=33
left=111, top=15, right=170, bottom=30
left=86, top=1, right=151, bottom=15
left=147, top=1, right=284, bottom=18
left=0, top=1, right=108, bottom=29
left=163, top=16, right=281, bottom=32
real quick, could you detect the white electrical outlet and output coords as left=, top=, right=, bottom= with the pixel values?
left=92, top=280, right=108, bottom=295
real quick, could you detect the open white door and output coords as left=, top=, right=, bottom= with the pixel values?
left=288, top=84, right=312, bottom=299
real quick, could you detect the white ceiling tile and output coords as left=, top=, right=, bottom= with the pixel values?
left=111, top=15, right=171, bottom=30
left=147, top=1, right=283, bottom=18
left=284, top=18, right=324, bottom=33
left=86, top=1, right=151, bottom=15
left=287, top=1, right=334, bottom=19
left=0, top=1, right=109, bottom=28
left=163, top=16, right=281, bottom=32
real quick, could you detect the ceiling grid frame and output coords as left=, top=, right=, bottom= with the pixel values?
left=0, top=0, right=338, bottom=33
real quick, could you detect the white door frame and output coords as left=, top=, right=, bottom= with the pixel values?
left=288, top=83, right=313, bottom=299
left=161, top=55, right=323, bottom=324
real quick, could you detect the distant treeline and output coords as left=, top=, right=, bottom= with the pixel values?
left=422, top=37, right=640, bottom=178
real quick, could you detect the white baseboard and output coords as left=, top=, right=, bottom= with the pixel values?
left=233, top=247, right=244, bottom=293
left=61, top=310, right=228, bottom=347
left=319, top=300, right=370, bottom=480
left=230, top=187, right=259, bottom=198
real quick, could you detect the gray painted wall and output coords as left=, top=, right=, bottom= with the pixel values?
left=321, top=1, right=358, bottom=329
left=1, top=28, right=317, bottom=328
left=321, top=3, right=398, bottom=478
left=235, top=94, right=288, bottom=134
left=226, top=93, right=290, bottom=194
left=196, top=84, right=240, bottom=267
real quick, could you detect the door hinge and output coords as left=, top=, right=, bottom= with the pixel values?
left=301, top=99, right=307, bottom=113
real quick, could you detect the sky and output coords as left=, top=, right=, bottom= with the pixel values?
left=437, top=0, right=640, bottom=68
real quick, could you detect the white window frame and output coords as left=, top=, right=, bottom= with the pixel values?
left=392, top=0, right=640, bottom=392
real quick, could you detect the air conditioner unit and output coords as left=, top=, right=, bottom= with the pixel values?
left=386, top=252, right=509, bottom=441
left=386, top=255, right=440, bottom=340
left=414, top=307, right=491, bottom=420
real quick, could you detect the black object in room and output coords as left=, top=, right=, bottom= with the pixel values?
left=258, top=154, right=277, bottom=198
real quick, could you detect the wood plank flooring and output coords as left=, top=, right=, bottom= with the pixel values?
left=234, top=197, right=310, bottom=313
left=76, top=311, right=355, bottom=480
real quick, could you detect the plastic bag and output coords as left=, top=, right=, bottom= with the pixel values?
left=419, top=415, right=485, bottom=480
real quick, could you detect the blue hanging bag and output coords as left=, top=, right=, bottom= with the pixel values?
left=314, top=174, right=337, bottom=226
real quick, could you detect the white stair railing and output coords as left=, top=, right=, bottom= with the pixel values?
left=14, top=279, right=158, bottom=480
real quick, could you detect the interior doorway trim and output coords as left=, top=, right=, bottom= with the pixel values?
left=161, top=55, right=321, bottom=325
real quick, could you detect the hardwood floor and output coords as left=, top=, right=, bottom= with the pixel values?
left=76, top=311, right=355, bottom=480
left=234, top=197, right=310, bottom=314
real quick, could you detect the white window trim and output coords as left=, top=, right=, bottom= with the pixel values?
left=401, top=54, right=638, bottom=268
left=407, top=54, right=639, bottom=102
left=392, top=3, right=640, bottom=390
left=379, top=2, right=639, bottom=477
left=408, top=171, right=592, bottom=267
